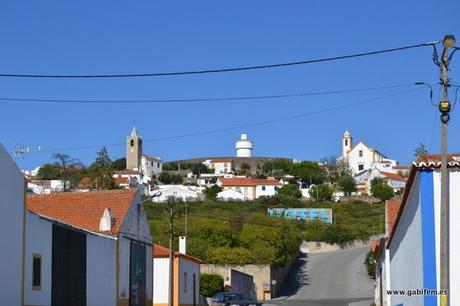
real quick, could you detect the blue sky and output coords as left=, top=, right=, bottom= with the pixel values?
left=1, top=1, right=459, bottom=169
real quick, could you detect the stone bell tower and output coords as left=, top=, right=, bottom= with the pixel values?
left=126, top=126, right=143, bottom=171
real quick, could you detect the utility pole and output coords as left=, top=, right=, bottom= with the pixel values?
left=167, top=196, right=176, bottom=306
left=438, top=35, right=456, bottom=306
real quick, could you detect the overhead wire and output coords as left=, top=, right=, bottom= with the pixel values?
left=12, top=87, right=421, bottom=156
left=0, top=83, right=416, bottom=104
left=0, top=41, right=438, bottom=79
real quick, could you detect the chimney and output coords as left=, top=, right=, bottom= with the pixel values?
left=99, top=208, right=113, bottom=232
left=179, top=236, right=186, bottom=254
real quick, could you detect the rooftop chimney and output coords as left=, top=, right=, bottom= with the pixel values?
left=179, top=236, right=186, bottom=254
left=99, top=208, right=113, bottom=232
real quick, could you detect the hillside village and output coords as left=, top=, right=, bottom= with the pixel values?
left=2, top=126, right=417, bottom=304
left=24, top=127, right=410, bottom=204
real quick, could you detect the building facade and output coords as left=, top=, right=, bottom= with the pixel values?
left=217, top=177, right=281, bottom=200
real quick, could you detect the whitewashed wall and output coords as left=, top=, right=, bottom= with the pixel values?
left=153, top=258, right=170, bottom=303
left=0, top=144, right=25, bottom=306
left=389, top=173, right=424, bottom=306
left=179, top=259, right=200, bottom=305
left=87, top=234, right=117, bottom=306
left=24, top=211, right=52, bottom=306
left=255, top=185, right=277, bottom=198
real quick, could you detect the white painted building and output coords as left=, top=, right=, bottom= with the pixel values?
left=340, top=129, right=398, bottom=174
left=217, top=189, right=245, bottom=201
left=141, top=154, right=163, bottom=179
left=25, top=189, right=153, bottom=306
left=150, top=185, right=202, bottom=202
left=217, top=177, right=281, bottom=200
left=236, top=133, right=253, bottom=158
left=0, top=143, right=25, bottom=306
left=27, top=179, right=65, bottom=194
left=377, top=154, right=460, bottom=306
left=209, top=158, right=233, bottom=174
left=153, top=244, right=202, bottom=306
left=355, top=167, right=407, bottom=195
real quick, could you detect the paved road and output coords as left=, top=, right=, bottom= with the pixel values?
left=265, top=246, right=374, bottom=306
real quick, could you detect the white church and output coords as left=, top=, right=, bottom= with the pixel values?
left=339, top=128, right=398, bottom=174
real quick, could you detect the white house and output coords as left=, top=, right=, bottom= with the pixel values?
left=150, top=185, right=202, bottom=202
left=355, top=167, right=407, bottom=195
left=217, top=177, right=281, bottom=200
left=141, top=154, right=163, bottom=179
left=0, top=143, right=25, bottom=306
left=217, top=189, right=245, bottom=201
left=379, top=154, right=460, bottom=306
left=27, top=179, right=65, bottom=194
left=209, top=158, right=233, bottom=174
left=25, top=189, right=153, bottom=306
left=340, top=129, right=398, bottom=174
left=153, top=244, right=202, bottom=306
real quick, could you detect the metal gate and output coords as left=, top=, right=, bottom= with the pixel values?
left=129, top=241, right=146, bottom=306
left=52, top=224, right=86, bottom=306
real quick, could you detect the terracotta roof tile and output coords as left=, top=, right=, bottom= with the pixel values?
left=153, top=244, right=203, bottom=264
left=26, top=189, right=138, bottom=236
left=114, top=177, right=130, bottom=185
left=386, top=199, right=401, bottom=235
left=211, top=158, right=233, bottom=163
left=380, top=171, right=407, bottom=182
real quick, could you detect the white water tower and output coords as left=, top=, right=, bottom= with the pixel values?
left=236, top=133, right=253, bottom=157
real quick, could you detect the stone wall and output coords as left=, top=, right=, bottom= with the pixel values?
left=304, top=235, right=382, bottom=253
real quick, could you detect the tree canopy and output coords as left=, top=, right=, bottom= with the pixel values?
left=277, top=183, right=302, bottom=198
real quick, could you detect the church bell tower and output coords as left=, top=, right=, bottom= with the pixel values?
left=342, top=128, right=352, bottom=162
left=126, top=126, right=143, bottom=171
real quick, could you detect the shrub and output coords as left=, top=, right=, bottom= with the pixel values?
left=309, top=184, right=334, bottom=201
left=200, top=273, right=224, bottom=297
left=371, top=181, right=394, bottom=202
left=203, top=185, right=222, bottom=199
left=337, top=175, right=357, bottom=196
left=364, top=250, right=376, bottom=279
left=277, top=183, right=302, bottom=198
left=206, top=247, right=253, bottom=265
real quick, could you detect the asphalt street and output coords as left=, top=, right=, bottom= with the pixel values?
left=265, top=246, right=374, bottom=306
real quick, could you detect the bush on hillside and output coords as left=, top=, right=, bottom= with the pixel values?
left=309, top=184, right=334, bottom=201
left=200, top=273, right=224, bottom=297
left=277, top=183, right=302, bottom=198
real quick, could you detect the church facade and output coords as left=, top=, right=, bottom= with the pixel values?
left=341, top=128, right=398, bottom=174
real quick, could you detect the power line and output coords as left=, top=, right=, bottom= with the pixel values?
left=0, top=83, right=415, bottom=104
left=18, top=87, right=421, bottom=155
left=0, top=41, right=438, bottom=79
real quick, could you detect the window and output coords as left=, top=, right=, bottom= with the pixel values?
left=262, top=186, right=266, bottom=191
left=32, top=254, right=41, bottom=290
left=358, top=164, right=364, bottom=171
left=359, top=150, right=363, bottom=157
left=345, top=139, right=348, bottom=146
left=130, top=139, right=135, bottom=147
left=183, top=272, right=187, bottom=293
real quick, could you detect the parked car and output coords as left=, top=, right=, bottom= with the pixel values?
left=210, top=292, right=261, bottom=306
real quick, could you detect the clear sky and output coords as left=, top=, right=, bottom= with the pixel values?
left=1, top=1, right=459, bottom=169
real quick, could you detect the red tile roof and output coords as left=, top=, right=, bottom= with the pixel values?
left=414, top=153, right=460, bottom=168
left=386, top=199, right=401, bottom=235
left=219, top=177, right=280, bottom=187
left=153, top=244, right=203, bottom=264
left=380, top=171, right=406, bottom=182
left=26, top=189, right=138, bottom=236
left=114, top=177, right=130, bottom=185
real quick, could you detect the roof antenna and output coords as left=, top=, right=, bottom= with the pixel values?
left=13, top=144, right=42, bottom=159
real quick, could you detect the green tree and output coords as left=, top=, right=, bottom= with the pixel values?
left=200, top=274, right=224, bottom=297
left=192, top=220, right=237, bottom=248
left=240, top=163, right=251, bottom=170
left=36, top=163, right=61, bottom=180
left=203, top=185, right=222, bottom=199
left=277, top=183, right=302, bottom=198
left=371, top=182, right=394, bottom=202
left=337, top=175, right=357, bottom=196
left=321, top=156, right=352, bottom=183
left=111, top=157, right=126, bottom=170
left=291, top=161, right=326, bottom=184
left=272, top=159, right=294, bottom=174
left=309, top=184, right=334, bottom=201
left=191, top=162, right=211, bottom=176
left=206, top=247, right=253, bottom=265
left=87, top=147, right=118, bottom=190
left=159, top=172, right=183, bottom=184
